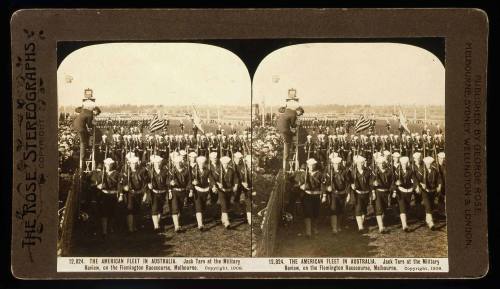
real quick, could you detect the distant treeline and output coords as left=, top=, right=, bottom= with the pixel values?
left=59, top=104, right=250, bottom=115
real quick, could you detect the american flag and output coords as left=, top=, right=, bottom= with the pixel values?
left=149, top=114, right=166, bottom=132
left=354, top=114, right=373, bottom=133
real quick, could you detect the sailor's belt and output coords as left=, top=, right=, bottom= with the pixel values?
left=129, top=189, right=142, bottom=194
left=333, top=190, right=347, bottom=195
left=195, top=186, right=210, bottom=192
left=376, top=188, right=390, bottom=192
left=355, top=190, right=370, bottom=194
left=424, top=189, right=437, bottom=193
left=305, top=190, right=322, bottom=195
left=398, top=187, right=414, bottom=193
left=102, top=190, right=117, bottom=194
left=152, top=189, right=166, bottom=194
left=220, top=188, right=232, bottom=193
left=171, top=188, right=186, bottom=192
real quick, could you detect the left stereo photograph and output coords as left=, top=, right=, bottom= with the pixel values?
left=56, top=42, right=253, bottom=261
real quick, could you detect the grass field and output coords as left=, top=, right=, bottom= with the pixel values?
left=70, top=205, right=251, bottom=257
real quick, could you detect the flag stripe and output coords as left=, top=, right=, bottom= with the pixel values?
left=149, top=114, right=166, bottom=132
left=354, top=115, right=374, bottom=133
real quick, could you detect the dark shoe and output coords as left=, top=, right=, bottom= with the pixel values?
left=403, top=227, right=410, bottom=233
left=198, top=226, right=205, bottom=232
left=429, top=225, right=436, bottom=231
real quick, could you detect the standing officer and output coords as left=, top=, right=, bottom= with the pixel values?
left=73, top=106, right=101, bottom=164
left=276, top=101, right=300, bottom=171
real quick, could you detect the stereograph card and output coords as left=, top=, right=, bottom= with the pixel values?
left=10, top=8, right=488, bottom=279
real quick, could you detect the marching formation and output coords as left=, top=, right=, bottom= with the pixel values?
left=290, top=135, right=446, bottom=237
left=59, top=109, right=254, bottom=243
left=266, top=103, right=446, bottom=239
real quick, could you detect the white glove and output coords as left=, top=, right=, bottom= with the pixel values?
left=321, top=195, right=327, bottom=203
left=118, top=194, right=124, bottom=202
left=346, top=193, right=350, bottom=204
left=168, top=191, right=173, bottom=200
left=392, top=192, right=397, bottom=198
left=300, top=184, right=306, bottom=190
left=123, top=185, right=129, bottom=192
left=147, top=183, right=153, bottom=189
left=371, top=191, right=376, bottom=201
left=97, top=184, right=103, bottom=190
left=327, top=185, right=332, bottom=192
left=189, top=190, right=193, bottom=198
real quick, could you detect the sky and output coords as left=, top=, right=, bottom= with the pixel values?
left=57, top=43, right=251, bottom=107
left=253, top=43, right=445, bottom=107
left=58, top=42, right=444, bottom=108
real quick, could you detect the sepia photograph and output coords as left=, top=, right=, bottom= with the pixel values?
left=251, top=42, right=447, bottom=258
left=10, top=8, right=488, bottom=278
left=57, top=43, right=252, bottom=258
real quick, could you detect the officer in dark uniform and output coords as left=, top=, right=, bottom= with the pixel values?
left=73, top=106, right=101, bottom=163
left=276, top=103, right=299, bottom=171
